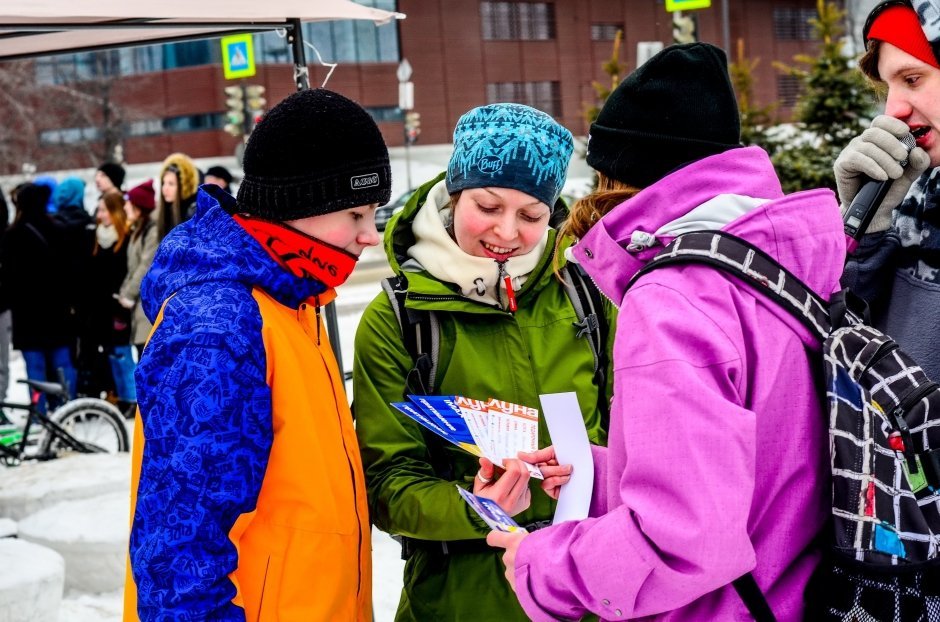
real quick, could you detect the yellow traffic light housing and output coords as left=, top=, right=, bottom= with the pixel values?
left=672, top=13, right=698, bottom=44
left=404, top=111, right=421, bottom=145
left=223, top=85, right=246, bottom=137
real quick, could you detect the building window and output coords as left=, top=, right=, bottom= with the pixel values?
left=481, top=2, right=556, bottom=41
left=41, top=113, right=225, bottom=145
left=777, top=74, right=803, bottom=107
left=126, top=119, right=165, bottom=137
left=591, top=23, right=623, bottom=41
left=163, top=113, right=224, bottom=133
left=773, top=7, right=817, bottom=40
left=257, top=0, right=400, bottom=64
left=367, top=106, right=404, bottom=123
left=162, top=40, right=217, bottom=69
left=36, top=50, right=123, bottom=84
left=486, top=81, right=561, bottom=117
left=39, top=126, right=103, bottom=146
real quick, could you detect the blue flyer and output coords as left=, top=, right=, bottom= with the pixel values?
left=408, top=395, right=479, bottom=446
left=456, top=486, right=524, bottom=533
left=391, top=400, right=483, bottom=457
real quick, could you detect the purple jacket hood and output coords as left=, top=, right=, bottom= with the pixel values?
left=572, top=146, right=845, bottom=310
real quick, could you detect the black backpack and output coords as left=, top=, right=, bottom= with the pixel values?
left=381, top=263, right=611, bottom=559
left=631, top=230, right=940, bottom=621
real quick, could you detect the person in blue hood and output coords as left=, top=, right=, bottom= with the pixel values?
left=32, top=176, right=57, bottom=214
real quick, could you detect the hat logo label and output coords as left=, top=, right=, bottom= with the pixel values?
left=478, top=156, right=503, bottom=174
left=351, top=173, right=380, bottom=190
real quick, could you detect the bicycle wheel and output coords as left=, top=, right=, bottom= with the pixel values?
left=40, top=398, right=130, bottom=457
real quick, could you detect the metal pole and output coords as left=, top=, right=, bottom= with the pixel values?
left=404, top=133, right=413, bottom=191
left=721, top=0, right=731, bottom=54
left=288, top=17, right=344, bottom=377
left=288, top=18, right=310, bottom=91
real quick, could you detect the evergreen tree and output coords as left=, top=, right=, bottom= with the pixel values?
left=583, top=29, right=627, bottom=127
left=581, top=29, right=627, bottom=190
left=770, top=0, right=875, bottom=193
left=728, top=38, right=778, bottom=151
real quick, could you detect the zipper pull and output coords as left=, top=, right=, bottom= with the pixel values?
left=504, top=275, right=517, bottom=313
left=496, top=260, right=516, bottom=313
left=315, top=296, right=321, bottom=345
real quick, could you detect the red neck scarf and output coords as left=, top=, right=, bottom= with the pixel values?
left=234, top=214, right=357, bottom=290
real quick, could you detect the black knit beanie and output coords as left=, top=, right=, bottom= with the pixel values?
left=236, top=88, right=391, bottom=220
left=586, top=42, right=741, bottom=189
left=97, top=162, right=126, bottom=189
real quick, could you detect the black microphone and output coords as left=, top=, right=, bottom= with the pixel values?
left=843, top=132, right=917, bottom=240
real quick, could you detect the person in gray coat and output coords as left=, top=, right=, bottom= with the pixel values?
left=118, top=180, right=160, bottom=353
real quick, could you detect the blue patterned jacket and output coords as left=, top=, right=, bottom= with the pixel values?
left=125, top=186, right=373, bottom=621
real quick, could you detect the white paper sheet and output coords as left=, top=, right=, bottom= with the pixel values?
left=539, top=392, right=595, bottom=524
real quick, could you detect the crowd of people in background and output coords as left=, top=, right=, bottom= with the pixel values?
left=0, top=157, right=235, bottom=415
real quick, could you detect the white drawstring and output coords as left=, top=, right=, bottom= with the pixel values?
left=626, top=230, right=658, bottom=252
left=272, top=28, right=338, bottom=89
left=305, top=39, right=338, bottom=88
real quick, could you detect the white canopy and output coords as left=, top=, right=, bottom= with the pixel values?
left=0, top=0, right=405, bottom=60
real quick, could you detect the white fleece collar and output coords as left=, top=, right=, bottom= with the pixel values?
left=96, top=224, right=118, bottom=249
left=407, top=181, right=548, bottom=308
left=625, top=193, right=769, bottom=251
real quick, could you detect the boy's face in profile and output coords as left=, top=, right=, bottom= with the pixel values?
left=880, top=41, right=940, bottom=167
left=284, top=203, right=381, bottom=258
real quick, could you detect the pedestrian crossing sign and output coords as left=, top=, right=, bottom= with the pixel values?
left=665, top=0, right=711, bottom=10
left=222, top=34, right=256, bottom=80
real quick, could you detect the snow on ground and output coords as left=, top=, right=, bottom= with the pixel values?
left=0, top=453, right=129, bottom=521
left=0, top=539, right=64, bottom=622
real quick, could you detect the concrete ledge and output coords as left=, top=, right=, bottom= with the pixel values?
left=0, top=539, right=64, bottom=622
left=0, top=454, right=129, bottom=521
left=19, top=491, right=128, bottom=594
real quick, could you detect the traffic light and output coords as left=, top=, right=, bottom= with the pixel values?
left=672, top=12, right=698, bottom=44
left=224, top=85, right=245, bottom=137
left=244, top=84, right=267, bottom=132
left=404, top=111, right=421, bottom=145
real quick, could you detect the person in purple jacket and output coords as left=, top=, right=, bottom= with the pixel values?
left=487, top=42, right=847, bottom=621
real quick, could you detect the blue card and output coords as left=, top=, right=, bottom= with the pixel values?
left=456, top=486, right=524, bottom=533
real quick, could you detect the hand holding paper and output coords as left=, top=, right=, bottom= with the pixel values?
left=518, top=447, right=571, bottom=500
left=456, top=486, right=526, bottom=533
left=472, top=457, right=532, bottom=517
left=486, top=529, right=529, bottom=594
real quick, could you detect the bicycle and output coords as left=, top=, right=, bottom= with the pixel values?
left=0, top=378, right=130, bottom=466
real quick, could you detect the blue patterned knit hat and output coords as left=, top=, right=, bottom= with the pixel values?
left=446, top=103, right=574, bottom=209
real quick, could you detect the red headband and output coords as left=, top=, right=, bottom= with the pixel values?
left=867, top=6, right=940, bottom=69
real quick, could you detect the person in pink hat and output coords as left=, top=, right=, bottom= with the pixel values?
left=118, top=180, right=159, bottom=354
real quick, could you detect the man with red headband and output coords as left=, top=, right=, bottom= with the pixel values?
left=836, top=0, right=940, bottom=378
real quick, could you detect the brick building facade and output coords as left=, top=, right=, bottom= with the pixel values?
left=0, top=0, right=834, bottom=173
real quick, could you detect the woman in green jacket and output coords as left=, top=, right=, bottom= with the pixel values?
left=354, top=103, right=615, bottom=621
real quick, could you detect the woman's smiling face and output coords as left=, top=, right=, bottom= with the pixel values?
left=452, top=187, right=550, bottom=260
